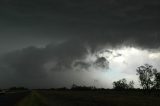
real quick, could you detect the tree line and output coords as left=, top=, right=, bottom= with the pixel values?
left=113, top=64, right=160, bottom=90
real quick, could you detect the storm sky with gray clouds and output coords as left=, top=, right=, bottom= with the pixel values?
left=0, top=0, right=160, bottom=88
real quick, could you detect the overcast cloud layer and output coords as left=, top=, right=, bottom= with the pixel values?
left=0, top=0, right=160, bottom=88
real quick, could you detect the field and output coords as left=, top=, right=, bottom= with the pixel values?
left=0, top=91, right=29, bottom=106
left=39, top=90, right=160, bottom=106
left=1, top=90, right=160, bottom=106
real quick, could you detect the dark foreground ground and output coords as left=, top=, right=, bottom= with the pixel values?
left=40, top=90, right=160, bottom=106
left=0, top=91, right=29, bottom=106
left=1, top=90, right=160, bottom=106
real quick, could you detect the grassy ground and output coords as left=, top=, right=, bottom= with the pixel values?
left=16, top=91, right=48, bottom=106
left=0, top=91, right=29, bottom=106
left=40, top=90, right=160, bottom=106
left=15, top=90, right=160, bottom=106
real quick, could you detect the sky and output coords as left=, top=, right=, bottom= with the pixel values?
left=0, top=0, right=160, bottom=88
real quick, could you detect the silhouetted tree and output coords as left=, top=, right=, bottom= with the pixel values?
left=71, top=84, right=96, bottom=90
left=56, top=87, right=68, bottom=90
left=9, top=86, right=28, bottom=91
left=153, top=72, right=160, bottom=89
left=128, top=81, right=134, bottom=89
left=136, top=64, right=157, bottom=89
left=113, top=78, right=134, bottom=90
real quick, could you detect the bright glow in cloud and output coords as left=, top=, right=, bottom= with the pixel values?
left=43, top=47, right=160, bottom=88
left=149, top=52, right=160, bottom=59
left=84, top=47, right=160, bottom=88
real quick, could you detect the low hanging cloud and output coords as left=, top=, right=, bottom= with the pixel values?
left=0, top=40, right=111, bottom=88
left=1, top=41, right=86, bottom=72
left=73, top=61, right=91, bottom=70
left=1, top=40, right=110, bottom=73
left=94, top=57, right=109, bottom=69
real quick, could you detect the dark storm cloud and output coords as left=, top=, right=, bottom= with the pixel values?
left=0, top=0, right=160, bottom=88
left=0, top=0, right=160, bottom=49
left=1, top=40, right=88, bottom=72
